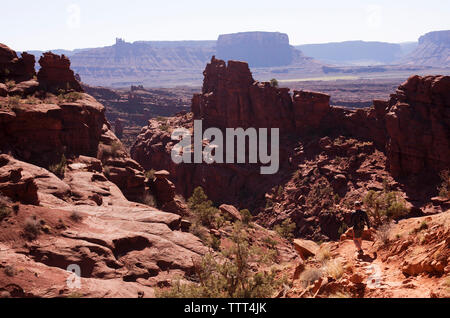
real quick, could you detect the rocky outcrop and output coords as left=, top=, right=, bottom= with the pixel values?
left=0, top=155, right=208, bottom=298
left=0, top=44, right=35, bottom=83
left=385, top=75, right=450, bottom=177
left=0, top=95, right=105, bottom=166
left=37, top=52, right=82, bottom=92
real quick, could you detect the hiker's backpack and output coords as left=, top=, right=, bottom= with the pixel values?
left=351, top=210, right=366, bottom=229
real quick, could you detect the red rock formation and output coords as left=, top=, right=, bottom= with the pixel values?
left=385, top=75, right=450, bottom=177
left=0, top=43, right=36, bottom=83
left=37, top=52, right=82, bottom=92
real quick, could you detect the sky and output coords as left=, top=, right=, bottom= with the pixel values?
left=1, top=0, right=449, bottom=51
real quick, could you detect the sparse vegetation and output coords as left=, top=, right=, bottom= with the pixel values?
left=438, top=170, right=450, bottom=199
left=142, top=193, right=156, bottom=207
left=70, top=211, right=83, bottom=223
left=299, top=267, right=323, bottom=289
left=23, top=217, right=41, bottom=240
left=324, top=259, right=344, bottom=280
left=329, top=291, right=351, bottom=298
left=49, top=154, right=67, bottom=179
left=274, top=219, right=296, bottom=242
left=270, top=78, right=279, bottom=88
left=7, top=95, right=21, bottom=107
left=157, top=223, right=282, bottom=298
left=364, top=190, right=409, bottom=224
left=144, top=169, right=156, bottom=181
left=0, top=205, right=11, bottom=221
left=240, top=209, right=252, bottom=225
left=4, top=265, right=16, bottom=277
left=5, top=79, right=15, bottom=89
left=188, top=187, right=219, bottom=228
left=316, top=245, right=332, bottom=262
left=263, top=237, right=278, bottom=249
left=110, top=141, right=123, bottom=157
left=376, top=222, right=392, bottom=245
left=57, top=91, right=82, bottom=103
left=410, top=221, right=428, bottom=235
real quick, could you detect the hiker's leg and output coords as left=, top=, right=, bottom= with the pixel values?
left=353, top=238, right=362, bottom=251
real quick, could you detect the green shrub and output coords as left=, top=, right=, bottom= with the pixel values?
left=274, top=219, right=296, bottom=242
left=438, top=170, right=450, bottom=199
left=144, top=169, right=156, bottom=181
left=141, top=193, right=156, bottom=207
left=49, top=154, right=67, bottom=179
left=364, top=190, right=409, bottom=224
left=270, top=78, right=279, bottom=88
left=0, top=205, right=11, bottom=222
left=299, top=267, right=323, bottom=289
left=157, top=224, right=281, bottom=298
left=4, top=265, right=16, bottom=277
left=240, top=209, right=252, bottom=225
left=188, top=187, right=219, bottom=228
left=70, top=211, right=83, bottom=223
left=24, top=217, right=41, bottom=240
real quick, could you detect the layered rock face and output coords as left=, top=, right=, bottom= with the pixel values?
left=385, top=75, right=450, bottom=177
left=402, top=30, right=450, bottom=67
left=217, top=32, right=299, bottom=67
left=192, top=56, right=328, bottom=132
left=37, top=52, right=83, bottom=92
left=0, top=44, right=144, bottom=202
left=0, top=44, right=35, bottom=83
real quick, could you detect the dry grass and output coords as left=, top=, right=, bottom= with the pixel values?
left=23, top=217, right=41, bottom=240
left=316, top=245, right=332, bottom=263
left=299, top=267, right=323, bottom=289
left=324, top=259, right=344, bottom=280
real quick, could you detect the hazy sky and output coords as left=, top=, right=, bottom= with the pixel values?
left=2, top=0, right=449, bottom=51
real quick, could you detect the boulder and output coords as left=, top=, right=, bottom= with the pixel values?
left=0, top=43, right=35, bottom=82
left=293, top=239, right=320, bottom=260
left=219, top=204, right=243, bottom=222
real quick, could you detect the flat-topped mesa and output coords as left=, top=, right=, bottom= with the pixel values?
left=193, top=57, right=329, bottom=132
left=37, top=52, right=83, bottom=92
left=0, top=43, right=35, bottom=83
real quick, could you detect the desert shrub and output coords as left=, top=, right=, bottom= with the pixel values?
left=299, top=267, right=323, bottom=289
left=263, top=237, right=278, bottom=249
left=188, top=187, right=219, bottom=228
left=0, top=205, right=11, bottom=222
left=49, top=154, right=67, bottom=179
left=3, top=266, right=16, bottom=277
left=189, top=222, right=209, bottom=244
left=270, top=78, right=279, bottom=88
left=209, top=235, right=221, bottom=251
left=329, top=291, right=351, bottom=298
left=144, top=169, right=156, bottom=181
left=141, top=193, right=156, bottom=207
left=324, top=259, right=344, bottom=280
left=240, top=209, right=252, bottom=225
left=155, top=116, right=167, bottom=122
left=410, top=221, right=428, bottom=235
left=274, top=219, right=296, bottom=242
left=7, top=95, right=21, bottom=107
left=376, top=222, right=392, bottom=245
left=64, top=92, right=82, bottom=102
left=70, top=211, right=83, bottom=223
left=157, top=224, right=281, bottom=298
left=24, top=217, right=41, bottom=240
left=5, top=79, right=15, bottom=89
left=110, top=142, right=123, bottom=157
left=364, top=190, right=408, bottom=224
left=438, top=170, right=450, bottom=199
left=316, top=245, right=331, bottom=262
left=12, top=204, right=19, bottom=214
left=159, top=122, right=170, bottom=132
